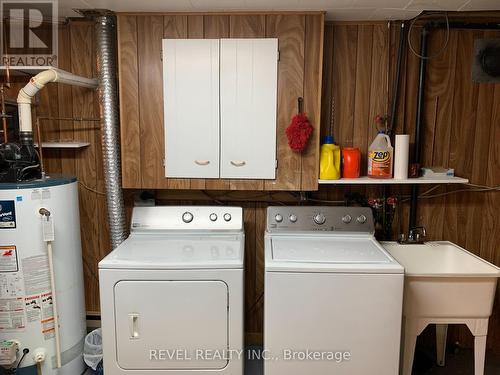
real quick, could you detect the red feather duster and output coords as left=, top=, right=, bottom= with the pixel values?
left=286, top=97, right=313, bottom=152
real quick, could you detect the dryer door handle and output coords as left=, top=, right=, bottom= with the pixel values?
left=129, top=313, right=140, bottom=339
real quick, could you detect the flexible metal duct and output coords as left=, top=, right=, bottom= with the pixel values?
left=95, top=14, right=127, bottom=249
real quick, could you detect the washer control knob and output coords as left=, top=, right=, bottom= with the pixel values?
left=313, top=213, right=326, bottom=225
left=342, top=214, right=352, bottom=224
left=182, top=212, right=193, bottom=223
left=223, top=213, right=232, bottom=222
left=275, top=214, right=283, bottom=223
left=289, top=214, right=298, bottom=223
left=209, top=213, right=218, bottom=222
left=357, top=214, right=367, bottom=224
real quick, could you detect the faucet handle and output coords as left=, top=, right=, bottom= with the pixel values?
left=409, top=226, right=427, bottom=242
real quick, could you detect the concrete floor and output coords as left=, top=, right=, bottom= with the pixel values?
left=243, top=347, right=500, bottom=375
left=412, top=347, right=500, bottom=375
left=85, top=347, right=500, bottom=374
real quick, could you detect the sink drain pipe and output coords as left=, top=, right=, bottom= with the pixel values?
left=409, top=24, right=429, bottom=231
left=95, top=13, right=127, bottom=249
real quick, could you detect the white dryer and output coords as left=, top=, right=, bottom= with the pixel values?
left=99, top=206, right=244, bottom=375
left=264, top=206, right=404, bottom=375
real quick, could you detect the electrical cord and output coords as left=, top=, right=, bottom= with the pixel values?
left=4, top=348, right=29, bottom=374
left=303, top=197, right=344, bottom=204
left=78, top=181, right=106, bottom=196
left=408, top=11, right=450, bottom=60
left=16, top=349, right=29, bottom=370
left=400, top=183, right=500, bottom=202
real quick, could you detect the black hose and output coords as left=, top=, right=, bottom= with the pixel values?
left=409, top=25, right=429, bottom=230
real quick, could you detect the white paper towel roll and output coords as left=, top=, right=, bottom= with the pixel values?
left=394, top=134, right=410, bottom=179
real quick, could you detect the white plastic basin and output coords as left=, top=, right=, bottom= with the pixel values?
left=382, top=241, right=500, bottom=318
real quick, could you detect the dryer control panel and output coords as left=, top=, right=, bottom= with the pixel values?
left=130, top=206, right=243, bottom=232
left=266, top=206, right=374, bottom=233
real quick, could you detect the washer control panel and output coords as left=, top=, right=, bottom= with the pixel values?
left=267, top=206, right=374, bottom=233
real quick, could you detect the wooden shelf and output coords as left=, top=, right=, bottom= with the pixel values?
left=319, top=176, right=469, bottom=185
left=34, top=141, right=90, bottom=149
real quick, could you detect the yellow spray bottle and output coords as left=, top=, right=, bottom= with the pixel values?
left=319, top=136, right=341, bottom=180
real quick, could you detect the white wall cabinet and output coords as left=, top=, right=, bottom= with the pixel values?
left=163, top=39, right=220, bottom=178
left=163, top=38, right=278, bottom=179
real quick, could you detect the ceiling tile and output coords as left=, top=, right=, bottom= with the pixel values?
left=405, top=0, right=466, bottom=11
left=370, top=8, right=422, bottom=20
left=352, top=0, right=408, bottom=8
left=326, top=8, right=377, bottom=20
left=240, top=0, right=302, bottom=11
left=83, top=0, right=195, bottom=12
left=58, top=0, right=91, bottom=17
left=59, top=0, right=500, bottom=21
left=190, top=0, right=247, bottom=11
left=460, top=0, right=500, bottom=11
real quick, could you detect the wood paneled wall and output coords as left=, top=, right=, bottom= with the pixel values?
left=4, top=16, right=499, bottom=352
left=117, top=13, right=324, bottom=191
left=3, top=21, right=108, bottom=314
left=321, top=21, right=500, bottom=352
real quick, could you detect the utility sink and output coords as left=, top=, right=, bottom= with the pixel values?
left=382, top=241, right=500, bottom=317
left=382, top=241, right=500, bottom=375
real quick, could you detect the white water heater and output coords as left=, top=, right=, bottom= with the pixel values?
left=0, top=176, right=86, bottom=374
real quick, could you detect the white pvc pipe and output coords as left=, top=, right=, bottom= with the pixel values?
left=17, top=68, right=98, bottom=133
left=46, top=241, right=61, bottom=368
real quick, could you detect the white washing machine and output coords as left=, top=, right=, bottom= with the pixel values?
left=264, top=206, right=404, bottom=375
left=99, top=206, right=244, bottom=375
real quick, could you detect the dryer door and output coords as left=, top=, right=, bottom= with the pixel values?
left=114, top=280, right=228, bottom=370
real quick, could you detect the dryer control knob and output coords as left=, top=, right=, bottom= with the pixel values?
left=313, top=213, right=326, bottom=225
left=182, top=212, right=194, bottom=223
left=342, top=215, right=352, bottom=223
left=209, top=213, right=218, bottom=222
left=223, top=213, right=232, bottom=222
left=289, top=214, right=298, bottom=223
left=275, top=214, right=283, bottom=223
left=357, top=214, right=367, bottom=224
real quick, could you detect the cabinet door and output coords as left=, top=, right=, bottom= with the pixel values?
left=220, top=39, right=278, bottom=179
left=163, top=39, right=220, bottom=178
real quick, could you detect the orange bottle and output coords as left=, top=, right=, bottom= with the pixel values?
left=342, top=148, right=361, bottom=178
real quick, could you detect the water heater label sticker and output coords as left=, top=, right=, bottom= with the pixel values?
left=21, top=255, right=51, bottom=296
left=25, top=295, right=42, bottom=323
left=41, top=189, right=51, bottom=200
left=0, top=298, right=26, bottom=332
left=41, top=292, right=54, bottom=320
left=31, top=190, right=41, bottom=201
left=42, top=318, right=55, bottom=340
left=0, top=246, right=19, bottom=272
left=0, top=201, right=16, bottom=229
left=0, top=272, right=23, bottom=298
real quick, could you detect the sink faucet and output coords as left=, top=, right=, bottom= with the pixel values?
left=398, top=226, right=427, bottom=244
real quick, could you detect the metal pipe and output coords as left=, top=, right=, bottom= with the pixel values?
left=37, top=116, right=101, bottom=122
left=431, top=22, right=500, bottom=30
left=409, top=25, right=429, bottom=230
left=95, top=14, right=127, bottom=249
left=17, top=68, right=98, bottom=144
left=1, top=84, right=8, bottom=143
left=388, top=22, right=406, bottom=138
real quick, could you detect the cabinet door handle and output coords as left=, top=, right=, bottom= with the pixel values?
left=129, top=313, right=140, bottom=339
left=230, top=160, right=246, bottom=167
left=195, top=160, right=210, bottom=166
